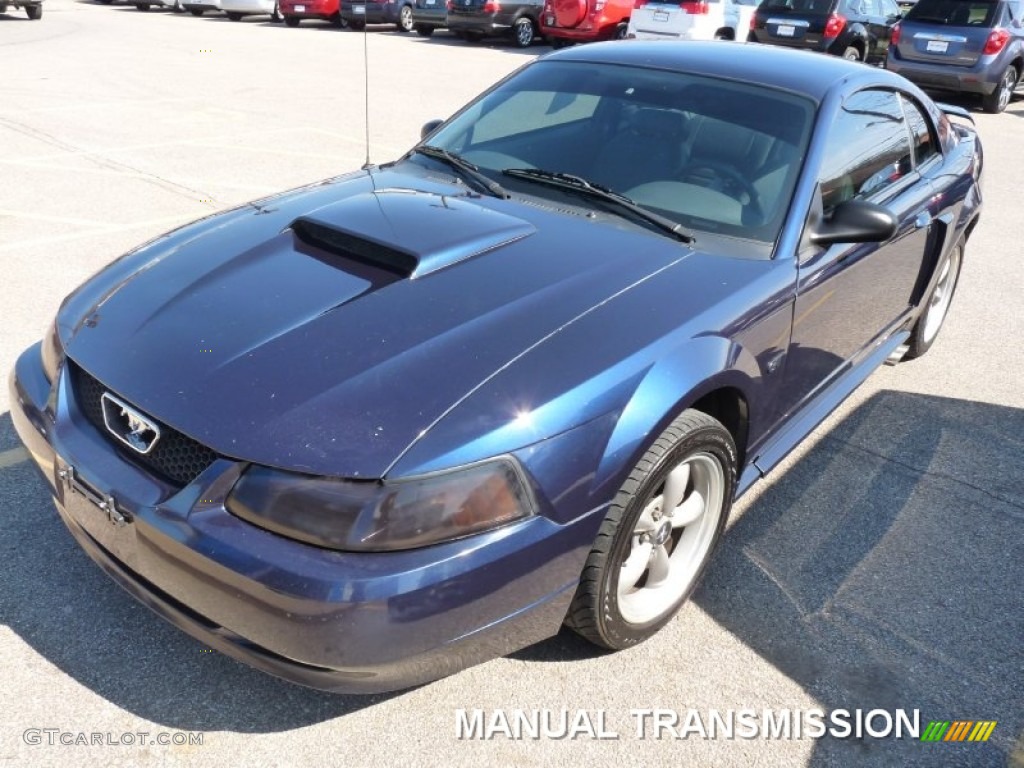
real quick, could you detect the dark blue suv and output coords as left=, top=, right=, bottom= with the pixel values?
left=887, top=0, right=1024, bottom=112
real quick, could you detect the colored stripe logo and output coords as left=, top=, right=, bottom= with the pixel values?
left=921, top=720, right=996, bottom=742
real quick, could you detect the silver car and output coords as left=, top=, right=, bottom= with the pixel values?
left=887, top=0, right=1024, bottom=112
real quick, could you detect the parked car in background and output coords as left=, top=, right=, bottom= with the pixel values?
left=887, top=0, right=1024, bottom=113
left=281, top=0, right=343, bottom=24
left=340, top=0, right=416, bottom=30
left=411, top=0, right=447, bottom=33
left=541, top=0, right=633, bottom=45
left=446, top=0, right=544, bottom=45
left=221, top=0, right=282, bottom=19
left=182, top=0, right=221, bottom=15
left=134, top=0, right=185, bottom=10
left=628, top=0, right=757, bottom=41
left=0, top=0, right=43, bottom=18
left=749, top=0, right=902, bottom=61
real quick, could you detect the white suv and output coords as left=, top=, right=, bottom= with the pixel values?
left=626, top=0, right=757, bottom=41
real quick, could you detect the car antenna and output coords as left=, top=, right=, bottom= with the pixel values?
left=361, top=5, right=374, bottom=173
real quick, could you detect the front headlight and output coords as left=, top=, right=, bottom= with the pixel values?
left=225, top=458, right=535, bottom=552
left=41, top=320, right=64, bottom=383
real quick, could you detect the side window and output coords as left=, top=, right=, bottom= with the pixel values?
left=818, top=89, right=914, bottom=211
left=901, top=95, right=939, bottom=168
left=882, top=0, right=899, bottom=16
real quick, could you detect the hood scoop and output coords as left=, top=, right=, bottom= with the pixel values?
left=291, top=188, right=536, bottom=279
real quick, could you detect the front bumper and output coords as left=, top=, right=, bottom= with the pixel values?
left=886, top=54, right=1002, bottom=96
left=9, top=346, right=589, bottom=693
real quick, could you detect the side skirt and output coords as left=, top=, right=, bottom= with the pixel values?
left=735, top=329, right=911, bottom=498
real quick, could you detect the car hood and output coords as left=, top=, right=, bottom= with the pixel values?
left=61, top=167, right=693, bottom=478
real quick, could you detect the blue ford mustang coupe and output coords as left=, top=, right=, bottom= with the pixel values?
left=10, top=42, right=981, bottom=693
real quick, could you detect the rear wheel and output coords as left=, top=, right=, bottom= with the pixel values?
left=463, top=30, right=483, bottom=41
left=189, top=6, right=204, bottom=13
left=842, top=45, right=862, bottom=61
left=284, top=13, right=299, bottom=24
left=135, top=2, right=150, bottom=9
left=26, top=2, right=42, bottom=17
left=396, top=2, right=413, bottom=30
left=330, top=10, right=344, bottom=24
left=348, top=18, right=365, bottom=28
left=982, top=65, right=1018, bottom=113
left=713, top=27, right=733, bottom=39
left=550, top=37, right=570, bottom=48
left=414, top=22, right=434, bottom=35
left=225, top=10, right=242, bottom=18
left=904, top=238, right=964, bottom=360
left=565, top=410, right=736, bottom=649
left=614, top=21, right=627, bottom=39
left=512, top=15, right=535, bottom=47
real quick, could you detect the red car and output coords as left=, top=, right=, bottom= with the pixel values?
left=280, top=0, right=343, bottom=25
left=540, top=0, right=632, bottom=45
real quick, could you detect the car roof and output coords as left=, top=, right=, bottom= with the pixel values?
left=544, top=41, right=905, bottom=103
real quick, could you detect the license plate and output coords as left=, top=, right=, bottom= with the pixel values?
left=926, top=39, right=948, bottom=53
left=653, top=9, right=669, bottom=20
left=295, top=3, right=304, bottom=9
left=426, top=0, right=435, bottom=4
left=353, top=3, right=365, bottom=11
left=776, top=24, right=795, bottom=36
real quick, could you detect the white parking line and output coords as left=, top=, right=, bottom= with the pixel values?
left=0, top=209, right=118, bottom=229
left=0, top=213, right=199, bottom=254
left=0, top=447, right=29, bottom=470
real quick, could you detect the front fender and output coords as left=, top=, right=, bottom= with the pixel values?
left=593, top=334, right=759, bottom=496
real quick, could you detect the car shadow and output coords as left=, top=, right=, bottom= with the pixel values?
left=517, top=389, right=1024, bottom=765
left=3, top=390, right=1022, bottom=752
left=0, top=412, right=394, bottom=732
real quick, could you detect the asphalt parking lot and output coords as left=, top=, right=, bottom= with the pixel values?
left=2, top=4, right=1022, bottom=766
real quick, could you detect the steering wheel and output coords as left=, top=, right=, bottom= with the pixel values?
left=680, top=160, right=764, bottom=222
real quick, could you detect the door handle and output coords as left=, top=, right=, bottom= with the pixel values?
left=914, top=211, right=932, bottom=229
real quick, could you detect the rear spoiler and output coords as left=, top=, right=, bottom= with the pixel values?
left=935, top=102, right=975, bottom=124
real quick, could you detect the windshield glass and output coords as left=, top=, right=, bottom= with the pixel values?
left=905, top=0, right=999, bottom=24
left=421, top=60, right=815, bottom=244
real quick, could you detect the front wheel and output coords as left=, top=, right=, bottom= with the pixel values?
left=565, top=410, right=736, bottom=649
left=512, top=15, right=535, bottom=47
left=904, top=238, right=964, bottom=360
left=982, top=65, right=1018, bottom=113
left=26, top=2, right=42, bottom=16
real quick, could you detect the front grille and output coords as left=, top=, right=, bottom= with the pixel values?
left=70, top=362, right=219, bottom=487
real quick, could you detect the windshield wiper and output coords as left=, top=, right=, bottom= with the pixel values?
left=412, top=146, right=510, bottom=199
left=501, top=168, right=695, bottom=244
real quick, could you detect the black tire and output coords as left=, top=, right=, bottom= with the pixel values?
left=189, top=7, right=204, bottom=13
left=348, top=18, right=365, bottom=28
left=26, top=1, right=42, bottom=17
left=982, top=65, right=1018, bottom=113
left=512, top=15, right=535, bottom=47
left=96, top=0, right=114, bottom=3
left=226, top=10, right=243, bottom=18
left=614, top=21, right=627, bottom=39
left=396, top=2, right=413, bottom=31
left=284, top=13, right=299, bottom=24
left=842, top=45, right=862, bottom=61
left=414, top=22, right=434, bottom=35
left=904, top=238, right=964, bottom=360
left=135, top=2, right=150, bottom=9
left=713, top=27, right=733, bottom=39
left=462, top=30, right=483, bottom=41
left=549, top=37, right=569, bottom=48
left=565, top=410, right=737, bottom=650
left=330, top=10, right=344, bottom=24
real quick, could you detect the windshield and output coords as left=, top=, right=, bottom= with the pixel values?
left=905, top=0, right=999, bottom=24
left=420, top=61, right=815, bottom=244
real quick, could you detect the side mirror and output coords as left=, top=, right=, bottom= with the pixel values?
left=421, top=119, right=444, bottom=140
left=809, top=199, right=898, bottom=246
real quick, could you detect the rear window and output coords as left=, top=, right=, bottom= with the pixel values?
left=759, top=0, right=836, bottom=13
left=905, top=0, right=999, bottom=25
